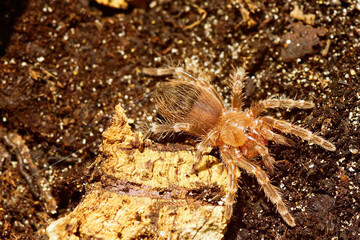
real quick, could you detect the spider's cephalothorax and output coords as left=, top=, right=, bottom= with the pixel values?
left=150, top=67, right=336, bottom=227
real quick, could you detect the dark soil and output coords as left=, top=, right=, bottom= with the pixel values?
left=0, top=0, right=359, bottom=239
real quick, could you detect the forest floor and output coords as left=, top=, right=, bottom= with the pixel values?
left=0, top=0, right=359, bottom=239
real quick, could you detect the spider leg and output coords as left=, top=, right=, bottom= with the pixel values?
left=220, top=145, right=240, bottom=220
left=245, top=134, right=276, bottom=174
left=143, top=66, right=210, bottom=85
left=231, top=147, right=296, bottom=227
left=260, top=127, right=295, bottom=146
left=261, top=116, right=336, bottom=151
left=253, top=144, right=276, bottom=174
left=151, top=122, right=191, bottom=136
left=142, top=67, right=181, bottom=76
left=250, top=99, right=314, bottom=116
left=191, top=139, right=210, bottom=174
left=192, top=129, right=220, bottom=173
left=230, top=67, right=246, bottom=111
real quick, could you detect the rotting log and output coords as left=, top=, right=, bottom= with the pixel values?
left=46, top=105, right=237, bottom=240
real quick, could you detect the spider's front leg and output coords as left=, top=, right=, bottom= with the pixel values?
left=230, top=67, right=246, bottom=111
left=250, top=99, right=314, bottom=116
left=229, top=147, right=296, bottom=226
left=261, top=116, right=336, bottom=151
left=253, top=144, right=276, bottom=174
left=219, top=145, right=240, bottom=220
left=259, top=127, right=295, bottom=146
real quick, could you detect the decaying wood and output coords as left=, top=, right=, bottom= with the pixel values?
left=47, top=105, right=236, bottom=240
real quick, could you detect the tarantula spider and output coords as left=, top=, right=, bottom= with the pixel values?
left=147, top=66, right=336, bottom=226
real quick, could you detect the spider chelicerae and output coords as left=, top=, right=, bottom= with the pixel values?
left=146, top=66, right=336, bottom=226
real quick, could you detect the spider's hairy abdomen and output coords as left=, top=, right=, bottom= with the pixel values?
left=154, top=81, right=224, bottom=137
left=153, top=82, right=200, bottom=120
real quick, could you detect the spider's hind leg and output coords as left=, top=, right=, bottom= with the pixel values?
left=150, top=122, right=192, bottom=139
left=191, top=130, right=219, bottom=173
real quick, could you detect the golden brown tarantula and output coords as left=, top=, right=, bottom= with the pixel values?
left=147, top=66, right=336, bottom=226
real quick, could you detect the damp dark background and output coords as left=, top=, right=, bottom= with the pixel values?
left=0, top=0, right=359, bottom=239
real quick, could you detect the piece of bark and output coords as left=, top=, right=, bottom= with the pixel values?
left=47, top=105, right=235, bottom=240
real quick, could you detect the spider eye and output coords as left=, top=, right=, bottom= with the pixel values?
left=244, top=127, right=250, bottom=133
